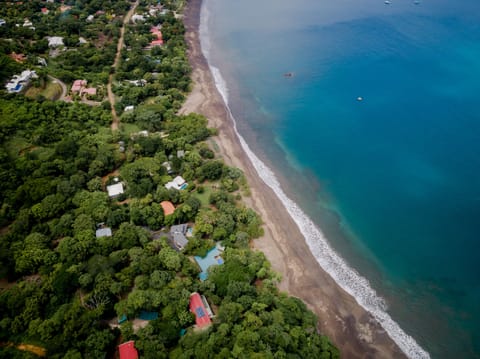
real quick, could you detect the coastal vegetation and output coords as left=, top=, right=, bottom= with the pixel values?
left=0, top=1, right=339, bottom=358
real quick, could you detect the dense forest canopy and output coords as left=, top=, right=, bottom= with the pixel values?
left=0, top=1, right=339, bottom=358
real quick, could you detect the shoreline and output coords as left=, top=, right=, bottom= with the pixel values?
left=180, top=0, right=407, bottom=357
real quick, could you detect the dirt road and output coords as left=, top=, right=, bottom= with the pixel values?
left=108, top=0, right=139, bottom=131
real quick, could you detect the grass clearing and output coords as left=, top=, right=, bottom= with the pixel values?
left=25, top=82, right=62, bottom=101
left=194, top=184, right=214, bottom=207
left=120, top=123, right=141, bottom=135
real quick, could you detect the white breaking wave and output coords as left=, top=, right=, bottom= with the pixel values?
left=199, top=1, right=430, bottom=358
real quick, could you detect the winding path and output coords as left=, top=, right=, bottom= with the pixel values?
left=108, top=0, right=139, bottom=131
left=48, top=75, right=68, bottom=101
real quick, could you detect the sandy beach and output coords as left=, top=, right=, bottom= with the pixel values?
left=179, top=1, right=406, bottom=357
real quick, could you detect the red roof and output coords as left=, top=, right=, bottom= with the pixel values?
left=189, top=293, right=211, bottom=328
left=149, top=26, right=163, bottom=46
left=71, top=79, right=87, bottom=93
left=118, top=341, right=138, bottom=359
left=160, top=201, right=175, bottom=216
left=150, top=39, right=164, bottom=46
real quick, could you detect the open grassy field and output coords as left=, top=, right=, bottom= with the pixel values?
left=25, top=82, right=62, bottom=100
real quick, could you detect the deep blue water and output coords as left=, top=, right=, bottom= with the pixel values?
left=203, top=0, right=480, bottom=357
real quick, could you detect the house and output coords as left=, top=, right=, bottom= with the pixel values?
left=189, top=293, right=212, bottom=329
left=95, top=227, right=112, bottom=238
left=118, top=341, right=138, bottom=359
left=47, top=36, right=64, bottom=48
left=170, top=223, right=189, bottom=250
left=177, top=150, right=185, bottom=158
left=194, top=244, right=224, bottom=281
left=0, top=19, right=6, bottom=26
left=86, top=14, right=94, bottom=22
left=165, top=176, right=187, bottom=190
left=131, top=14, right=145, bottom=23
left=126, top=79, right=147, bottom=87
left=82, top=87, right=97, bottom=96
left=160, top=201, right=175, bottom=216
left=106, top=182, right=124, bottom=198
left=23, top=19, right=35, bottom=31
left=5, top=70, right=37, bottom=93
left=41, top=7, right=49, bottom=14
left=150, top=39, right=164, bottom=47
left=148, top=26, right=164, bottom=48
left=162, top=161, right=173, bottom=174
left=9, top=52, right=26, bottom=63
left=38, top=57, right=47, bottom=66
left=78, top=37, right=88, bottom=44
left=124, top=105, right=135, bottom=112
left=71, top=79, right=87, bottom=93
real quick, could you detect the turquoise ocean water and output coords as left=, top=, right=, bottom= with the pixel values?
left=201, top=0, right=480, bottom=357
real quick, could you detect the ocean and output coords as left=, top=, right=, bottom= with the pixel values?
left=200, top=0, right=480, bottom=358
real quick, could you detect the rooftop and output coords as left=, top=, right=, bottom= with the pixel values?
left=107, top=182, right=124, bottom=197
left=95, top=227, right=112, bottom=238
left=170, top=223, right=189, bottom=250
left=82, top=87, right=97, bottom=96
left=118, top=341, right=138, bottom=359
left=47, top=36, right=64, bottom=48
left=160, top=201, right=175, bottom=216
left=189, top=293, right=212, bottom=328
left=165, top=176, right=187, bottom=191
left=71, top=79, right=87, bottom=93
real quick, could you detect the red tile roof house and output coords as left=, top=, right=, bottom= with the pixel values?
left=118, top=341, right=138, bottom=359
left=160, top=200, right=175, bottom=216
left=81, top=87, right=97, bottom=96
left=189, top=292, right=212, bottom=329
left=71, top=79, right=87, bottom=94
left=149, top=26, right=164, bottom=47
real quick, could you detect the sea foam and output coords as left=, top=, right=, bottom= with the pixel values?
left=199, top=1, right=430, bottom=358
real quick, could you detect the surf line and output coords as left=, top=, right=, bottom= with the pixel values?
left=199, top=1, right=430, bottom=358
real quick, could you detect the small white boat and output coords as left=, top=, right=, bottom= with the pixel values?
left=384, top=0, right=391, bottom=4
left=357, top=96, right=363, bottom=101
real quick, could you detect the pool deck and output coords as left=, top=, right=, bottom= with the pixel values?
left=194, top=244, right=224, bottom=280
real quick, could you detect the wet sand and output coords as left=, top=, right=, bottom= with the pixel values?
left=179, top=1, right=406, bottom=357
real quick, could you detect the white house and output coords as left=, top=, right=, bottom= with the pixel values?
left=126, top=79, right=147, bottom=86
left=131, top=14, right=146, bottom=23
left=47, top=36, right=64, bottom=48
left=38, top=57, right=47, bottom=66
left=107, top=182, right=124, bottom=198
left=5, top=70, right=37, bottom=93
left=96, top=227, right=112, bottom=238
left=124, top=105, right=135, bottom=112
left=165, top=176, right=187, bottom=190
left=86, top=15, right=94, bottom=22
left=23, top=19, right=34, bottom=29
left=0, top=19, right=6, bottom=26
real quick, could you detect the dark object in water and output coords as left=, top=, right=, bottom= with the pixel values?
left=284, top=72, right=293, bottom=77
